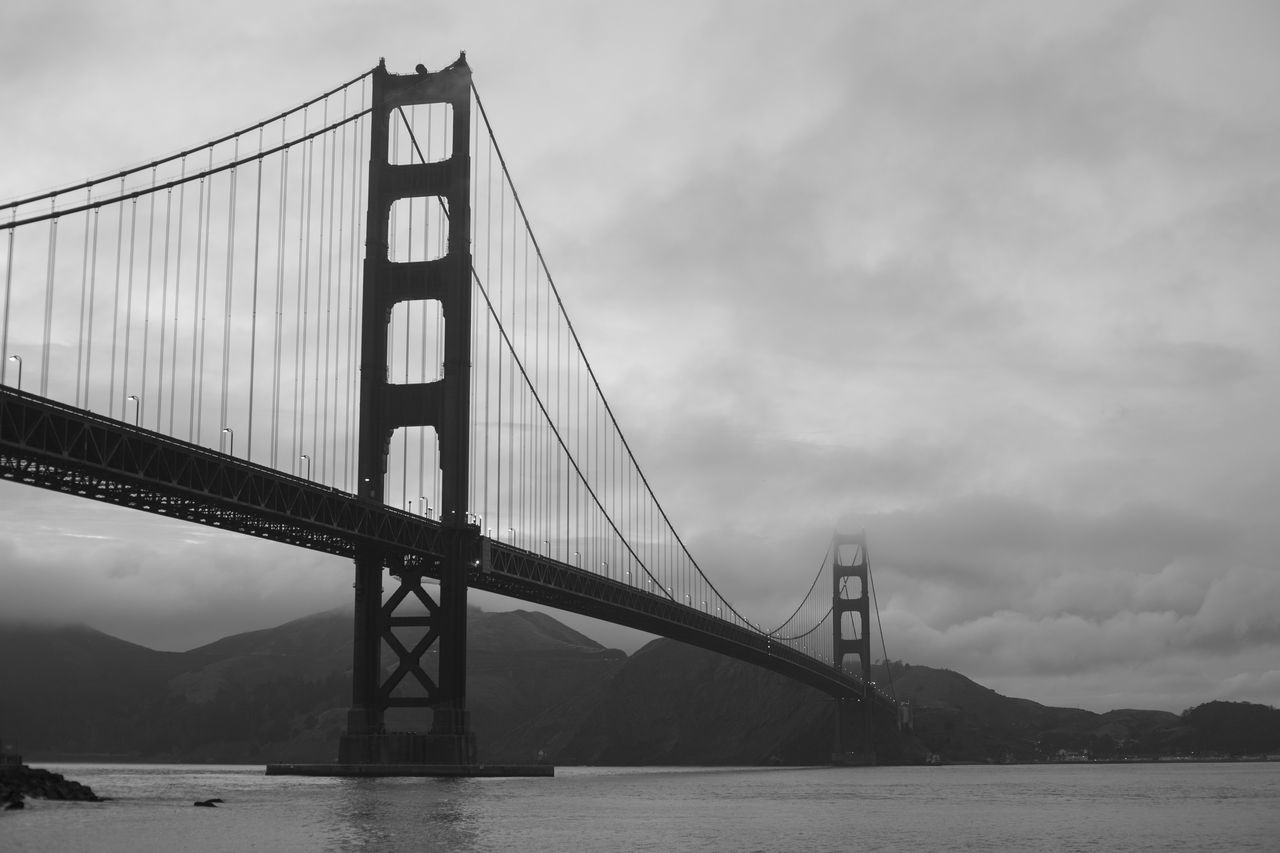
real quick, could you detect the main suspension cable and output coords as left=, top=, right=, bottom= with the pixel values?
left=1, top=67, right=377, bottom=215
left=472, top=81, right=813, bottom=634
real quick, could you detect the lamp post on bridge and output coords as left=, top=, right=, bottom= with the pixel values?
left=126, top=395, right=140, bottom=426
left=6, top=355, right=20, bottom=390
left=221, top=427, right=234, bottom=457
left=299, top=454, right=311, bottom=480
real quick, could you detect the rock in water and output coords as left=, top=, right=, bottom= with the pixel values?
left=0, top=764, right=102, bottom=808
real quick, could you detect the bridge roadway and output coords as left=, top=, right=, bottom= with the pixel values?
left=0, top=385, right=890, bottom=704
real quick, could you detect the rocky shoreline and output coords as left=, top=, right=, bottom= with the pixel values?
left=1, top=764, right=102, bottom=811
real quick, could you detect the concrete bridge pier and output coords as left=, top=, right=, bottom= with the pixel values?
left=831, top=694, right=876, bottom=766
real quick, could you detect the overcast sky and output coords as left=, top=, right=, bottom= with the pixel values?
left=1, top=0, right=1277, bottom=714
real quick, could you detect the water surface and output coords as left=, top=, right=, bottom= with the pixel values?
left=4, top=762, right=1278, bottom=851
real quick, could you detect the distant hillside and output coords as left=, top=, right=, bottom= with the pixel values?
left=1178, top=701, right=1280, bottom=756
left=558, top=650, right=1277, bottom=765
left=0, top=624, right=190, bottom=757
left=0, top=609, right=624, bottom=764
left=558, top=637, right=835, bottom=765
left=3, top=615, right=1276, bottom=765
left=885, top=663, right=1188, bottom=761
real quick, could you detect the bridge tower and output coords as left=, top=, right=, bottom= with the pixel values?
left=831, top=532, right=875, bottom=764
left=339, top=56, right=478, bottom=766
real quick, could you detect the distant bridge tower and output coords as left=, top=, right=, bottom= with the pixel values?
left=831, top=532, right=874, bottom=764
left=339, top=56, right=478, bottom=766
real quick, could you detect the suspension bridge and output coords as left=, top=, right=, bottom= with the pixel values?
left=0, top=56, right=902, bottom=772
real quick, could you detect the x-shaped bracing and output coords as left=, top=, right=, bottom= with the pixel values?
left=378, top=572, right=442, bottom=708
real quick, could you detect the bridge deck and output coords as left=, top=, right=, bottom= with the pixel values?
left=0, top=385, right=886, bottom=702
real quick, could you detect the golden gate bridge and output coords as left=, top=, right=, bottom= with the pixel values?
left=0, top=55, right=902, bottom=772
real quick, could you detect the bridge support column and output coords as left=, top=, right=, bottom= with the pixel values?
left=340, top=550, right=385, bottom=745
left=337, top=529, right=477, bottom=766
left=831, top=533, right=875, bottom=766
left=425, top=525, right=476, bottom=762
left=337, top=55, right=478, bottom=769
left=832, top=696, right=875, bottom=767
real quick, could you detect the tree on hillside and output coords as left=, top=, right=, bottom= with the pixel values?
left=1181, top=701, right=1280, bottom=755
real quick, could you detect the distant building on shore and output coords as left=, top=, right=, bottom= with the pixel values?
left=1, top=737, right=23, bottom=769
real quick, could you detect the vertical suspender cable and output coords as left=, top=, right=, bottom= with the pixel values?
left=272, top=124, right=289, bottom=469
left=0, top=218, right=12, bottom=387
left=121, top=198, right=138, bottom=414
left=331, top=91, right=349, bottom=484
left=75, top=191, right=92, bottom=407
left=320, top=110, right=335, bottom=481
left=344, top=95, right=365, bottom=490
left=195, top=149, right=215, bottom=441
left=220, top=140, right=239, bottom=445
left=82, top=209, right=102, bottom=407
left=247, top=128, right=265, bottom=461
left=483, top=130, right=493, bottom=531
left=140, top=170, right=157, bottom=424
left=293, top=121, right=311, bottom=471
left=109, top=178, right=126, bottom=418
left=496, top=167, right=506, bottom=535
left=400, top=123, right=411, bottom=507
left=311, top=103, right=329, bottom=481
left=521, top=227, right=529, bottom=536
left=167, top=161, right=186, bottom=434
left=155, top=182, right=174, bottom=429
left=40, top=210, right=58, bottom=397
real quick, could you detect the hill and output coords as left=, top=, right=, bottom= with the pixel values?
left=0, top=608, right=625, bottom=764
left=0, top=623, right=190, bottom=758
left=2, top=615, right=1276, bottom=765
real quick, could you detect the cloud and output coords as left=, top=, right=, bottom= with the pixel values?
left=2, top=0, right=1279, bottom=716
left=0, top=483, right=352, bottom=650
left=854, top=494, right=1280, bottom=710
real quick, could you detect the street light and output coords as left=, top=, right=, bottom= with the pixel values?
left=221, top=427, right=234, bottom=457
left=299, top=454, right=311, bottom=480
left=6, top=355, right=20, bottom=390
left=126, top=395, right=140, bottom=426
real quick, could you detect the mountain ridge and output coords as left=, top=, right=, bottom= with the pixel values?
left=2, top=611, right=1276, bottom=764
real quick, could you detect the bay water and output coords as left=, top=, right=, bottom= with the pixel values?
left=4, top=762, right=1278, bottom=851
